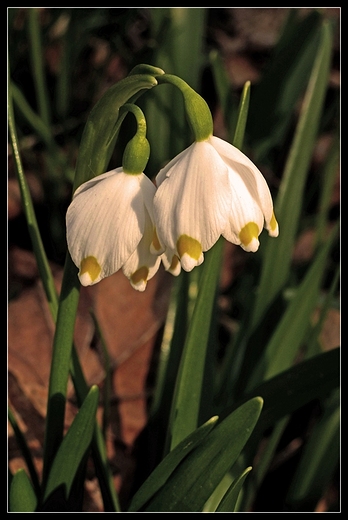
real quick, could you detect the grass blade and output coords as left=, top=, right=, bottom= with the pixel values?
left=251, top=19, right=334, bottom=330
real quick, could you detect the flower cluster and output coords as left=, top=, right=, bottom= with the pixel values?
left=66, top=134, right=278, bottom=291
left=66, top=77, right=278, bottom=291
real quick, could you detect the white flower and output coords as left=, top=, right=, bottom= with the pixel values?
left=66, top=167, right=161, bottom=291
left=152, top=135, right=279, bottom=273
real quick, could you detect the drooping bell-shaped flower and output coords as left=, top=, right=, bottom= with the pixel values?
left=151, top=75, right=279, bottom=273
left=66, top=104, right=161, bottom=291
left=152, top=136, right=279, bottom=273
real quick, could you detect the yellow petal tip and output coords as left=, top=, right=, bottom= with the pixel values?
left=239, top=222, right=260, bottom=252
left=151, top=228, right=164, bottom=254
left=79, top=256, right=102, bottom=286
left=130, top=266, right=149, bottom=291
left=167, top=254, right=181, bottom=276
left=268, top=211, right=279, bottom=237
left=176, top=234, right=203, bottom=271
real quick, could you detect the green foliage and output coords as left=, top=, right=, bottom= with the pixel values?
left=43, top=385, right=99, bottom=504
left=141, top=398, right=263, bottom=512
left=8, top=7, right=340, bottom=513
left=10, top=469, right=38, bottom=512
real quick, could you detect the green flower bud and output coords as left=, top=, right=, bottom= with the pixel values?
left=123, top=134, right=150, bottom=174
left=121, top=103, right=150, bottom=174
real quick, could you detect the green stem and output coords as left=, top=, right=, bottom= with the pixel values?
left=156, top=74, right=213, bottom=142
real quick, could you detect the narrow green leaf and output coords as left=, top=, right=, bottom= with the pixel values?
left=9, top=468, right=37, bottom=513
left=215, top=466, right=253, bottom=512
left=224, top=349, right=340, bottom=510
left=43, top=385, right=99, bottom=502
left=232, top=81, right=251, bottom=151
left=145, top=397, right=263, bottom=512
left=168, top=8, right=207, bottom=90
left=315, top=132, right=340, bottom=247
left=90, top=421, right=121, bottom=512
left=168, top=239, right=223, bottom=450
left=28, top=8, right=51, bottom=128
left=128, top=415, right=219, bottom=512
left=209, top=49, right=238, bottom=140
left=202, top=472, right=235, bottom=512
left=248, top=9, right=324, bottom=160
left=251, top=19, right=333, bottom=330
left=240, top=417, right=289, bottom=512
left=8, top=84, right=59, bottom=320
left=225, top=348, right=340, bottom=441
left=247, top=222, right=338, bottom=389
left=286, top=389, right=340, bottom=510
left=8, top=407, right=41, bottom=498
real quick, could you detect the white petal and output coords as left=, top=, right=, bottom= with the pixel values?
left=155, top=145, right=193, bottom=186
left=180, top=251, right=204, bottom=272
left=222, top=167, right=264, bottom=249
left=154, top=141, right=231, bottom=254
left=66, top=168, right=146, bottom=284
left=161, top=249, right=181, bottom=276
left=122, top=190, right=161, bottom=291
left=209, top=136, right=275, bottom=224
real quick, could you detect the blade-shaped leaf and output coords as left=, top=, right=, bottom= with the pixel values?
left=286, top=389, right=340, bottom=510
left=43, top=385, right=99, bottom=502
left=8, top=407, right=41, bottom=498
left=251, top=19, right=333, bottom=330
left=247, top=222, right=338, bottom=389
left=248, top=9, right=324, bottom=160
left=215, top=466, right=253, bottom=512
left=9, top=468, right=38, bottom=513
left=167, top=238, right=224, bottom=450
left=225, top=347, right=340, bottom=443
left=128, top=415, right=219, bottom=512
left=144, top=397, right=263, bottom=512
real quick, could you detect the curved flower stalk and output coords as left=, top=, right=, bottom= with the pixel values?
left=150, top=74, right=279, bottom=275
left=66, top=104, right=161, bottom=291
left=152, top=135, right=279, bottom=274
